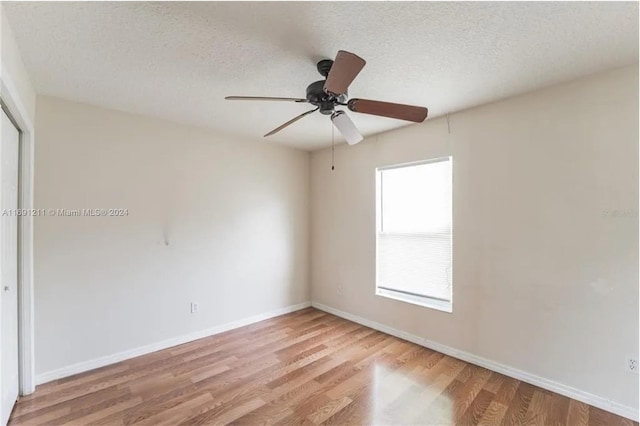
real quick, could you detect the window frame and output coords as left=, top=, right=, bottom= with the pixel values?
left=374, top=156, right=453, bottom=313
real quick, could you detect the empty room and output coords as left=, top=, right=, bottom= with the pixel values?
left=0, top=1, right=638, bottom=425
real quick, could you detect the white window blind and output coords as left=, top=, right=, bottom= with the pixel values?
left=376, top=157, right=452, bottom=312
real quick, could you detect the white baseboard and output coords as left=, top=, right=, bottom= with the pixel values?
left=311, top=302, right=639, bottom=422
left=35, top=301, right=311, bottom=385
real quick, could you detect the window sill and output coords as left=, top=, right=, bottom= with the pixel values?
left=376, top=288, right=452, bottom=313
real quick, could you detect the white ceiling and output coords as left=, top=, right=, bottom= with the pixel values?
left=4, top=2, right=638, bottom=150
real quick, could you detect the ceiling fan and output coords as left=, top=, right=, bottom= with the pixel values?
left=225, top=50, right=428, bottom=145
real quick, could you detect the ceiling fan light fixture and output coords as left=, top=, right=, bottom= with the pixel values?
left=331, top=111, right=363, bottom=145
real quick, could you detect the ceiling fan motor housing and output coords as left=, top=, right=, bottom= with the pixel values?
left=306, top=80, right=347, bottom=115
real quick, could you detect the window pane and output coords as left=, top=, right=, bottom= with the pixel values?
left=381, top=161, right=452, bottom=234
left=377, top=158, right=452, bottom=308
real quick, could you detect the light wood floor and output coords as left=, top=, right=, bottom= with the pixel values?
left=9, top=308, right=637, bottom=426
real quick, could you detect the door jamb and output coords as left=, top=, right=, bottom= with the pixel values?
left=1, top=70, right=36, bottom=396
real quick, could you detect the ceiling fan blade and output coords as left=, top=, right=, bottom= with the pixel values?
left=347, top=98, right=428, bottom=123
left=264, top=108, right=319, bottom=137
left=225, top=96, right=307, bottom=102
left=331, top=111, right=363, bottom=145
left=323, top=50, right=366, bottom=96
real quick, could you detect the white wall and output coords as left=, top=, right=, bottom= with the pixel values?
left=34, top=96, right=309, bottom=376
left=311, top=66, right=639, bottom=413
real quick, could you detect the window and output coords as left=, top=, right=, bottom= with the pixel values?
left=375, top=157, right=452, bottom=312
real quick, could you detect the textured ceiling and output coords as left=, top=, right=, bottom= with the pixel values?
left=3, top=2, right=638, bottom=150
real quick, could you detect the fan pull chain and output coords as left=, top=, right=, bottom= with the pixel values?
left=331, top=122, right=335, bottom=171
left=446, top=113, right=451, bottom=134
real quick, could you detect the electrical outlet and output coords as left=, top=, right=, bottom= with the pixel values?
left=625, top=356, right=638, bottom=373
left=190, top=302, right=199, bottom=314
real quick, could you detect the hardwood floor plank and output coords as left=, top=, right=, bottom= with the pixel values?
left=313, top=360, right=354, bottom=385
left=545, top=392, right=570, bottom=426
left=233, top=379, right=322, bottom=425
left=306, top=396, right=352, bottom=424
left=567, top=400, right=590, bottom=426
left=183, top=397, right=265, bottom=425
left=522, top=389, right=548, bottom=425
left=46, top=393, right=140, bottom=426
left=457, top=388, right=495, bottom=425
left=313, top=345, right=423, bottom=425
left=451, top=366, right=493, bottom=421
left=75, top=397, right=143, bottom=426
left=22, top=363, right=130, bottom=399
left=118, top=389, right=214, bottom=425
left=9, top=308, right=637, bottom=426
left=8, top=405, right=70, bottom=426
left=423, top=351, right=446, bottom=369
left=405, top=358, right=468, bottom=424
left=493, top=376, right=520, bottom=406
left=135, top=393, right=214, bottom=426
left=478, top=401, right=510, bottom=426
left=421, top=377, right=464, bottom=424
left=500, top=381, right=536, bottom=425
left=383, top=382, right=428, bottom=424
left=589, top=405, right=629, bottom=426
left=483, top=372, right=506, bottom=394
left=10, top=385, right=130, bottom=423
